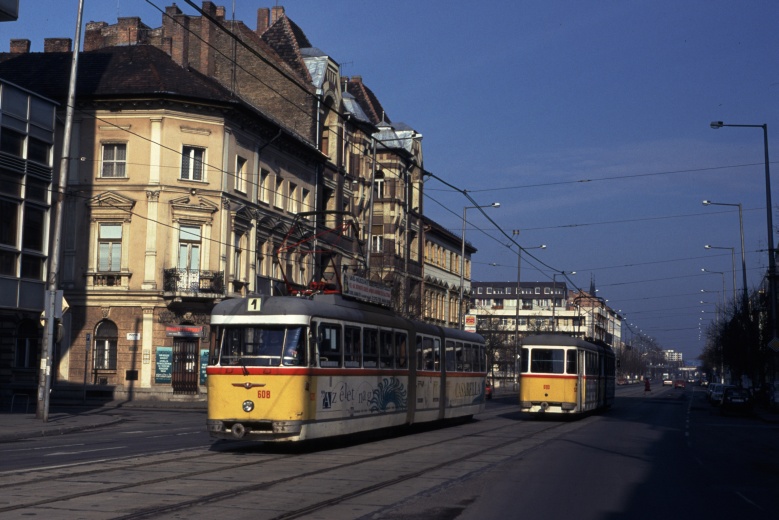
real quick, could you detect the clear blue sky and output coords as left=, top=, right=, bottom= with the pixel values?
left=4, top=1, right=778, bottom=361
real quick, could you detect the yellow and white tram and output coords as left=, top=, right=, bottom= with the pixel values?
left=206, top=293, right=487, bottom=442
left=519, top=334, right=615, bottom=415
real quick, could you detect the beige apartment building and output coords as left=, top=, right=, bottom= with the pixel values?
left=0, top=3, right=430, bottom=401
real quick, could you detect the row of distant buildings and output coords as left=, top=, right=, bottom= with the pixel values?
left=0, top=2, right=481, bottom=403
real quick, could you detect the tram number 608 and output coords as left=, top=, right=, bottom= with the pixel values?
left=257, top=390, right=271, bottom=399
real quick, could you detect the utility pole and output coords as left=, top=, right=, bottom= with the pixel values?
left=37, top=0, right=83, bottom=421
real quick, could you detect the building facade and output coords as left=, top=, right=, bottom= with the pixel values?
left=0, top=3, right=430, bottom=401
left=0, top=78, right=56, bottom=402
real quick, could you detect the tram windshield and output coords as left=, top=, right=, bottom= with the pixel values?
left=218, top=326, right=307, bottom=367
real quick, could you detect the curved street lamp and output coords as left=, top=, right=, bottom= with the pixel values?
left=702, top=200, right=748, bottom=311
left=459, top=202, right=500, bottom=328
left=709, top=121, right=775, bottom=344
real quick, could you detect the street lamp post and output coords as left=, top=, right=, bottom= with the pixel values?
left=510, top=231, right=545, bottom=389
left=459, top=202, right=500, bottom=328
left=704, top=244, right=737, bottom=305
left=703, top=200, right=749, bottom=311
left=710, top=122, right=775, bottom=344
left=702, top=268, right=727, bottom=320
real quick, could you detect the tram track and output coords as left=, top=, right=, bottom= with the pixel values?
left=0, top=409, right=592, bottom=518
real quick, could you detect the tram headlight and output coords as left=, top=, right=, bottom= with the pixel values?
left=242, top=400, right=254, bottom=413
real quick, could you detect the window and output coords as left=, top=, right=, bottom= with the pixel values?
left=374, top=172, right=385, bottom=199
left=100, top=143, right=127, bottom=178
left=318, top=322, right=342, bottom=367
left=0, top=127, right=24, bottom=156
left=181, top=146, right=205, bottom=181
left=94, top=320, right=118, bottom=370
left=529, top=348, right=565, bottom=374
left=0, top=198, right=18, bottom=247
left=274, top=176, right=284, bottom=209
left=302, top=188, right=311, bottom=212
left=289, top=183, right=298, bottom=213
left=177, top=225, right=201, bottom=291
left=15, top=320, right=39, bottom=369
left=372, top=234, right=383, bottom=252
left=233, top=233, right=242, bottom=280
left=235, top=156, right=247, bottom=192
left=28, top=137, right=51, bottom=165
left=98, top=223, right=122, bottom=272
left=259, top=169, right=270, bottom=203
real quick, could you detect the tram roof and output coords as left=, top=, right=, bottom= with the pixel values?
left=521, top=333, right=614, bottom=353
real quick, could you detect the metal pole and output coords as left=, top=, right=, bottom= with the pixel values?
left=37, top=0, right=84, bottom=421
left=513, top=230, right=520, bottom=390
left=458, top=206, right=467, bottom=329
left=738, top=204, right=749, bottom=310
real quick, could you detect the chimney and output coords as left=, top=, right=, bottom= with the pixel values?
left=216, top=6, right=225, bottom=20
left=84, top=21, right=107, bottom=51
left=199, top=2, right=217, bottom=76
left=170, top=14, right=190, bottom=68
left=44, top=38, right=72, bottom=52
left=10, top=39, right=30, bottom=53
left=257, top=7, right=270, bottom=34
left=271, top=6, right=285, bottom=24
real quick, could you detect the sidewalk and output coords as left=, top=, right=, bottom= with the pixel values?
left=0, top=398, right=207, bottom=443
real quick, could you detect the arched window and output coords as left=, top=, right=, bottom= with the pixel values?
left=94, top=320, right=118, bottom=370
left=15, top=320, right=39, bottom=369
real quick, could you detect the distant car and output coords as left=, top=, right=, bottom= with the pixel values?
left=720, top=387, right=753, bottom=415
left=663, top=378, right=673, bottom=386
left=674, top=379, right=686, bottom=389
left=617, top=377, right=628, bottom=385
left=700, top=379, right=709, bottom=387
left=485, top=382, right=493, bottom=400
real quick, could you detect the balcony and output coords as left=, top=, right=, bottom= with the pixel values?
left=163, top=268, right=225, bottom=299
left=86, top=271, right=131, bottom=289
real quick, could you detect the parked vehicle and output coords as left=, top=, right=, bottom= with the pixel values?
left=768, top=381, right=779, bottom=410
left=710, top=384, right=734, bottom=405
left=720, top=386, right=753, bottom=415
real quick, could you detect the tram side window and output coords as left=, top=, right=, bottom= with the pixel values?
left=433, top=338, right=441, bottom=371
left=363, top=328, right=378, bottom=368
left=461, top=343, right=472, bottom=372
left=445, top=340, right=456, bottom=371
left=520, top=348, right=529, bottom=373
left=566, top=349, right=577, bottom=374
left=318, top=323, right=341, bottom=367
left=395, top=332, right=408, bottom=368
left=380, top=329, right=394, bottom=368
left=344, top=326, right=361, bottom=368
left=585, top=351, right=597, bottom=376
left=478, top=344, right=486, bottom=372
left=418, top=336, right=436, bottom=371
left=530, top=348, right=565, bottom=374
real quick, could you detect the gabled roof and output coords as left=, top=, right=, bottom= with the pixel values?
left=0, top=45, right=235, bottom=104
